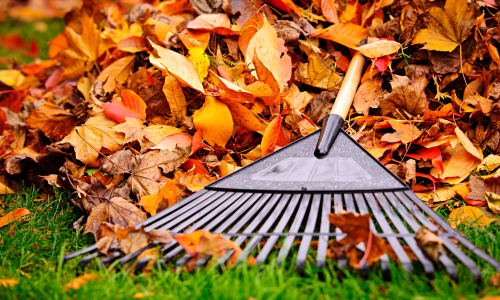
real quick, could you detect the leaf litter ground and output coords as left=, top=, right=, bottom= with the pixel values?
left=2, top=0, right=500, bottom=296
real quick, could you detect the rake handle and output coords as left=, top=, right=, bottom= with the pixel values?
left=314, top=52, right=366, bottom=158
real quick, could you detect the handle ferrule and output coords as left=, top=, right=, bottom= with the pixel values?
left=314, top=114, right=344, bottom=158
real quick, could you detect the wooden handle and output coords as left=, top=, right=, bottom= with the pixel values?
left=329, top=52, right=366, bottom=120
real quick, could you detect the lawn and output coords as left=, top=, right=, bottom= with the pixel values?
left=0, top=187, right=500, bottom=299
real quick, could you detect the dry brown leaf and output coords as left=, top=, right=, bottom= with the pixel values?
left=415, top=227, right=443, bottom=262
left=26, top=101, right=77, bottom=137
left=380, top=74, right=428, bottom=117
left=353, top=76, right=384, bottom=115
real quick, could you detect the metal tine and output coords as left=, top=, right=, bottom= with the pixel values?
left=363, top=193, right=413, bottom=272
left=354, top=193, right=391, bottom=277
left=144, top=191, right=229, bottom=231
left=316, top=194, right=331, bottom=269
left=192, top=193, right=273, bottom=268
left=142, top=189, right=211, bottom=228
left=64, top=191, right=213, bottom=267
left=276, top=194, right=311, bottom=267
left=255, top=194, right=301, bottom=265
left=395, top=192, right=483, bottom=282
left=217, top=193, right=283, bottom=266
left=77, top=252, right=101, bottom=273
left=166, top=193, right=274, bottom=269
left=334, top=194, right=348, bottom=269
left=402, top=191, right=500, bottom=274
left=114, top=192, right=240, bottom=269
left=123, top=193, right=248, bottom=266
left=384, top=192, right=457, bottom=281
left=374, top=193, right=435, bottom=277
left=344, top=194, right=369, bottom=272
left=296, top=194, right=321, bottom=270
left=235, top=194, right=291, bottom=264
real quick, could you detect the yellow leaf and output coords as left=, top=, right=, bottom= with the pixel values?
left=114, top=117, right=183, bottom=148
left=312, top=23, right=368, bottom=49
left=133, top=291, right=155, bottom=299
left=193, top=96, right=233, bottom=146
left=77, top=77, right=91, bottom=100
left=149, top=41, right=205, bottom=94
left=97, top=56, right=135, bottom=94
left=0, top=279, right=19, bottom=287
left=478, top=154, right=500, bottom=172
left=448, top=206, right=494, bottom=228
left=455, top=127, right=483, bottom=160
left=0, top=70, right=25, bottom=88
left=188, top=48, right=210, bottom=82
left=412, top=0, right=479, bottom=52
left=355, top=40, right=401, bottom=58
left=485, top=192, right=500, bottom=214
left=0, top=175, right=14, bottom=194
left=163, top=70, right=187, bottom=120
left=63, top=273, right=100, bottom=291
left=59, top=114, right=124, bottom=164
left=283, top=84, right=314, bottom=113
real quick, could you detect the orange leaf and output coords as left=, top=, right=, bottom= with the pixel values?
left=193, top=95, right=233, bottom=147
left=312, top=23, right=368, bottom=49
left=261, top=115, right=290, bottom=156
left=381, top=120, right=422, bottom=144
left=182, top=158, right=208, bottom=175
left=0, top=208, right=31, bottom=228
left=103, top=90, right=147, bottom=124
left=139, top=180, right=181, bottom=215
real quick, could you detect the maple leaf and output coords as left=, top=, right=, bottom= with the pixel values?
left=59, top=114, right=124, bottom=165
left=193, top=95, right=234, bottom=147
left=114, top=117, right=183, bottom=150
left=103, top=90, right=147, bottom=124
left=84, top=197, right=146, bottom=241
left=96, top=56, right=136, bottom=94
left=57, top=12, right=101, bottom=78
left=26, top=101, right=78, bottom=137
left=380, top=74, right=428, bottom=117
left=412, top=0, right=479, bottom=52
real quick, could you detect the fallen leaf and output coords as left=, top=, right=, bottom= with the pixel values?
left=353, top=76, right=384, bottom=115
left=193, top=95, right=233, bottom=147
left=63, top=273, right=100, bottom=291
left=467, top=176, right=500, bottom=202
left=163, top=70, right=187, bottom=120
left=0, top=208, right=31, bottom=228
left=412, top=0, right=479, bottom=52
left=103, top=90, right=147, bottom=124
left=356, top=40, right=401, bottom=58
left=97, top=56, right=135, bottom=94
left=59, top=114, right=124, bottom=164
left=430, top=142, right=477, bottom=180
left=448, top=206, right=494, bottom=228
left=415, top=226, right=443, bottom=262
left=261, top=115, right=290, bottom=156
left=180, top=170, right=216, bottom=192
left=313, top=23, right=368, bottom=49
left=380, top=74, right=428, bottom=117
left=455, top=127, right=483, bottom=160
left=485, top=192, right=500, bottom=214
left=26, top=101, right=77, bottom=137
left=0, top=279, right=19, bottom=287
left=139, top=179, right=181, bottom=215
left=381, top=120, right=422, bottom=144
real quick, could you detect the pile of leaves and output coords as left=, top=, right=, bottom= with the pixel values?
left=2, top=0, right=500, bottom=268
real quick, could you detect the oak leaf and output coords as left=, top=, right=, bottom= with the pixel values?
left=412, top=0, right=479, bottom=52
left=84, top=197, right=146, bottom=241
left=193, top=96, right=233, bottom=147
left=59, top=114, right=124, bottom=165
left=103, top=90, right=147, bottom=124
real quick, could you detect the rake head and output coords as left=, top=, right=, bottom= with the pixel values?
left=63, top=129, right=500, bottom=283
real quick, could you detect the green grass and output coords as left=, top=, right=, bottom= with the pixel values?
left=1, top=187, right=500, bottom=299
left=0, top=18, right=65, bottom=66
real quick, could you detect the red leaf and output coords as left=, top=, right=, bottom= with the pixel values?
left=190, top=130, right=204, bottom=155
left=463, top=198, right=488, bottom=207
left=407, top=147, right=443, bottom=173
left=182, top=158, right=208, bottom=175
left=45, top=67, right=64, bottom=91
left=4, top=34, right=27, bottom=51
left=103, top=90, right=147, bottom=123
left=372, top=55, right=390, bottom=72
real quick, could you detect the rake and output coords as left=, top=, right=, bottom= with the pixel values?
left=63, top=52, right=500, bottom=283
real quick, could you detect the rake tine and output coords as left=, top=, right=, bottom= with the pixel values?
left=217, top=194, right=282, bottom=266
left=386, top=192, right=458, bottom=281
left=394, top=192, right=481, bottom=281
left=296, top=194, right=321, bottom=270
left=402, top=191, right=500, bottom=274
left=374, top=193, right=435, bottom=277
left=255, top=194, right=301, bottom=265
left=142, top=190, right=211, bottom=228
left=145, top=191, right=230, bottom=231
left=354, top=193, right=390, bottom=278
left=77, top=252, right=101, bottom=275
left=364, top=193, right=413, bottom=272
left=63, top=245, right=98, bottom=265
left=235, top=194, right=291, bottom=264
left=276, top=194, right=311, bottom=267
left=316, top=194, right=332, bottom=269
left=333, top=194, right=348, bottom=269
